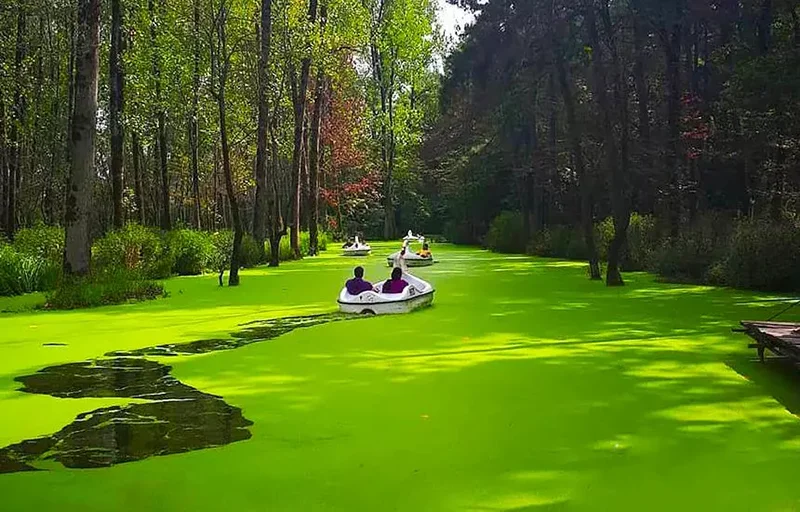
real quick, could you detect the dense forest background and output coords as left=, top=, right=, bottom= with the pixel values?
left=428, top=0, right=800, bottom=289
left=1, top=0, right=800, bottom=300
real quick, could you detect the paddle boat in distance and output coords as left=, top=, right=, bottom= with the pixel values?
left=338, top=273, right=434, bottom=315
left=403, top=230, right=423, bottom=243
left=342, top=236, right=371, bottom=257
left=387, top=237, right=434, bottom=268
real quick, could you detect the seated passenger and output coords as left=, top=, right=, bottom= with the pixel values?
left=417, top=243, right=431, bottom=258
left=346, top=266, right=373, bottom=295
left=382, top=267, right=409, bottom=294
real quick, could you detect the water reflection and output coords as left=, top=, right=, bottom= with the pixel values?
left=0, top=358, right=252, bottom=473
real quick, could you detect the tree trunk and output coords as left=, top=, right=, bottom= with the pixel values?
left=149, top=0, right=170, bottom=231
left=253, top=0, right=272, bottom=258
left=7, top=5, right=26, bottom=240
left=132, top=131, right=145, bottom=224
left=64, top=0, right=100, bottom=276
left=1, top=99, right=6, bottom=234
left=109, top=0, right=125, bottom=229
left=190, top=0, right=202, bottom=229
left=268, top=109, right=284, bottom=267
left=590, top=0, right=631, bottom=287
left=553, top=49, right=601, bottom=280
left=308, top=72, right=325, bottom=255
left=289, top=0, right=318, bottom=259
left=212, top=3, right=243, bottom=286
left=301, top=114, right=310, bottom=231
left=220, top=92, right=242, bottom=286
left=665, top=22, right=682, bottom=236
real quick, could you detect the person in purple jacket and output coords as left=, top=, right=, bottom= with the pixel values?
left=346, top=266, right=373, bottom=295
left=382, top=267, right=409, bottom=294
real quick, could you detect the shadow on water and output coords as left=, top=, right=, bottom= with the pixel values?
left=728, top=356, right=800, bottom=418
left=0, top=358, right=252, bottom=473
left=107, top=313, right=357, bottom=357
left=0, top=313, right=361, bottom=474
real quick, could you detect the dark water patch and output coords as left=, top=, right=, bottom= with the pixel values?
left=16, top=358, right=204, bottom=400
left=107, top=313, right=357, bottom=357
left=0, top=358, right=252, bottom=474
left=1, top=312, right=362, bottom=474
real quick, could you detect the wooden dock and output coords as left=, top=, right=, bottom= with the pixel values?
left=739, top=321, right=800, bottom=362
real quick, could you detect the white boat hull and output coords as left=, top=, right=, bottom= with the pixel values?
left=338, top=273, right=434, bottom=315
left=386, top=252, right=434, bottom=267
left=343, top=248, right=371, bottom=257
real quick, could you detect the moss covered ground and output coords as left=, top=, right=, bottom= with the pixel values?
left=1, top=243, right=800, bottom=510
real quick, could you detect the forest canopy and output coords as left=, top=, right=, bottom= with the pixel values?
left=1, top=0, right=800, bottom=294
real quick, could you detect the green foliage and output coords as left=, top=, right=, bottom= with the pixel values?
left=650, top=214, right=732, bottom=282
left=167, top=230, right=215, bottom=276
left=263, top=231, right=329, bottom=262
left=13, top=226, right=65, bottom=263
left=0, top=245, right=60, bottom=297
left=46, top=271, right=166, bottom=310
left=527, top=226, right=588, bottom=261
left=92, top=224, right=175, bottom=280
left=240, top=233, right=263, bottom=268
left=594, top=214, right=659, bottom=271
left=208, top=231, right=262, bottom=270
left=710, top=220, right=800, bottom=291
left=624, top=214, right=660, bottom=271
left=485, top=212, right=527, bottom=254
left=209, top=231, right=234, bottom=272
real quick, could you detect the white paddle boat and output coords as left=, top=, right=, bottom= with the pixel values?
left=403, top=230, right=423, bottom=243
left=338, top=273, right=435, bottom=315
left=342, top=236, right=371, bottom=257
left=387, top=237, right=434, bottom=268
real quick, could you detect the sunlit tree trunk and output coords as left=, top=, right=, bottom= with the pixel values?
left=64, top=0, right=100, bottom=276
left=189, top=0, right=202, bottom=229
left=7, top=4, right=27, bottom=240
left=109, top=0, right=125, bottom=229
left=212, top=2, right=243, bottom=285
left=290, top=0, right=318, bottom=258
left=254, top=0, right=272, bottom=258
left=149, top=0, right=170, bottom=231
left=308, top=71, right=325, bottom=256
left=131, top=131, right=145, bottom=224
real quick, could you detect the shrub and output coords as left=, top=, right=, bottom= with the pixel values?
left=240, top=232, right=262, bottom=267
left=528, top=225, right=588, bottom=260
left=209, top=230, right=263, bottom=270
left=166, top=229, right=214, bottom=276
left=13, top=225, right=64, bottom=263
left=317, top=231, right=328, bottom=251
left=93, top=224, right=174, bottom=279
left=46, top=270, right=166, bottom=310
left=209, top=231, right=233, bottom=272
left=711, top=219, right=800, bottom=291
left=624, top=214, right=660, bottom=271
left=593, top=214, right=660, bottom=271
left=650, top=213, right=731, bottom=282
left=262, top=231, right=327, bottom=262
left=265, top=235, right=296, bottom=262
left=0, top=245, right=60, bottom=296
left=486, top=212, right=527, bottom=254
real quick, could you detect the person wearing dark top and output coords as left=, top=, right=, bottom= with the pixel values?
left=382, top=267, right=409, bottom=294
left=346, top=266, right=373, bottom=295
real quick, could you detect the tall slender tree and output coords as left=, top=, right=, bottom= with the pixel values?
left=64, top=0, right=101, bottom=276
left=109, top=0, right=125, bottom=228
left=149, top=0, right=170, bottom=231
left=253, top=0, right=272, bottom=256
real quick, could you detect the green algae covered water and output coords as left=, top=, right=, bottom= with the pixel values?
left=1, top=243, right=800, bottom=510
